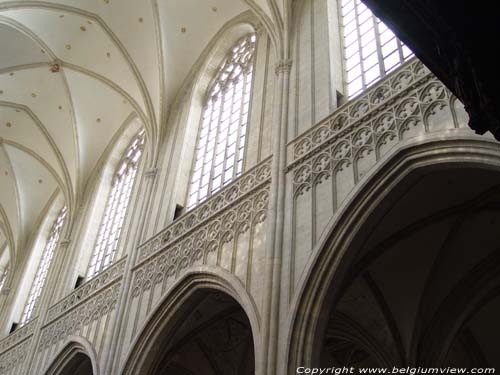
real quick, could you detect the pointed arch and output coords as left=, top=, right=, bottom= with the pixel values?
left=43, top=336, right=99, bottom=375
left=121, top=267, right=261, bottom=375
left=287, top=137, right=500, bottom=372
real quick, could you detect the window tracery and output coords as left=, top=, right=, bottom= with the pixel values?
left=86, top=130, right=145, bottom=279
left=340, top=0, right=413, bottom=98
left=186, top=33, right=256, bottom=210
left=20, top=206, right=67, bottom=325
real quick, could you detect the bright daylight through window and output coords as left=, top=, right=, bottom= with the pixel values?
left=20, top=206, right=67, bottom=325
left=187, top=34, right=256, bottom=210
left=86, top=130, right=145, bottom=279
left=341, top=0, right=413, bottom=98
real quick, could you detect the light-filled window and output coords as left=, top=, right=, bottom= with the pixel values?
left=20, top=206, right=67, bottom=324
left=86, top=130, right=145, bottom=279
left=186, top=34, right=256, bottom=210
left=340, top=0, right=413, bottom=97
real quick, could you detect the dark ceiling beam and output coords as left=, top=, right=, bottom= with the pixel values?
left=361, top=0, right=500, bottom=140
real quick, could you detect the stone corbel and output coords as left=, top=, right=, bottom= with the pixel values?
left=144, top=167, right=158, bottom=179
left=275, top=59, right=293, bottom=76
left=254, top=21, right=266, bottom=37
left=60, top=239, right=71, bottom=248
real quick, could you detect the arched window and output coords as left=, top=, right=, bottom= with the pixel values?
left=86, top=130, right=145, bottom=279
left=340, top=0, right=413, bottom=97
left=20, top=206, right=67, bottom=325
left=186, top=34, right=256, bottom=210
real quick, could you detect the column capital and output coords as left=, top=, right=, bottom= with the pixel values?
left=60, top=239, right=71, bottom=247
left=145, top=167, right=158, bottom=179
left=275, top=59, right=293, bottom=75
left=254, top=21, right=266, bottom=36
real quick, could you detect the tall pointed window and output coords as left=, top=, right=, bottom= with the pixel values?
left=340, top=0, right=413, bottom=98
left=186, top=34, right=256, bottom=210
left=20, top=206, right=67, bottom=324
left=86, top=130, right=145, bottom=279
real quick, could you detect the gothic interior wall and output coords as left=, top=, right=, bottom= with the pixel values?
left=0, top=0, right=499, bottom=374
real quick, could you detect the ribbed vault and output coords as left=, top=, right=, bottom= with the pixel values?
left=0, top=0, right=287, bottom=271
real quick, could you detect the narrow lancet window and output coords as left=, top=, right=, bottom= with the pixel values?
left=20, top=206, right=67, bottom=324
left=86, top=130, right=145, bottom=279
left=187, top=34, right=256, bottom=210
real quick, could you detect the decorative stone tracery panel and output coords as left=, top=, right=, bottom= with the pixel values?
left=0, top=337, right=32, bottom=375
left=132, top=184, right=270, bottom=296
left=46, top=257, right=126, bottom=323
left=39, top=281, right=122, bottom=351
left=289, top=59, right=430, bottom=165
left=0, top=318, right=36, bottom=354
left=289, top=60, right=463, bottom=195
left=137, top=156, right=272, bottom=263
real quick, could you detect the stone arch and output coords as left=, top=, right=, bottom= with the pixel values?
left=287, top=136, right=500, bottom=372
left=43, top=336, right=98, bottom=375
left=121, top=268, right=261, bottom=375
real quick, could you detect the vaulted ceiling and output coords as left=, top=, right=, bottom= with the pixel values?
left=0, top=0, right=290, bottom=269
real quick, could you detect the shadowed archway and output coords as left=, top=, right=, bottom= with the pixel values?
left=122, top=271, right=258, bottom=375
left=43, top=337, right=97, bottom=375
left=288, top=139, right=500, bottom=373
left=316, top=166, right=500, bottom=368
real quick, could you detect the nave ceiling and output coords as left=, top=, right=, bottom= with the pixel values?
left=0, top=0, right=290, bottom=268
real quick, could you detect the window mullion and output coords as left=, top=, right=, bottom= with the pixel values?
left=221, top=83, right=238, bottom=187
left=206, top=91, right=226, bottom=202
left=353, top=2, right=366, bottom=91
left=372, top=15, right=385, bottom=77
left=233, top=71, right=249, bottom=180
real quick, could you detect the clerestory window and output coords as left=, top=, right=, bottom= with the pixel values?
left=340, top=0, right=413, bottom=98
left=86, top=130, right=145, bottom=279
left=186, top=33, right=256, bottom=210
left=20, top=206, right=67, bottom=325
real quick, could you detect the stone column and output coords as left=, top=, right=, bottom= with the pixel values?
left=26, top=237, right=71, bottom=374
left=260, top=58, right=292, bottom=375
left=104, top=166, right=158, bottom=375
